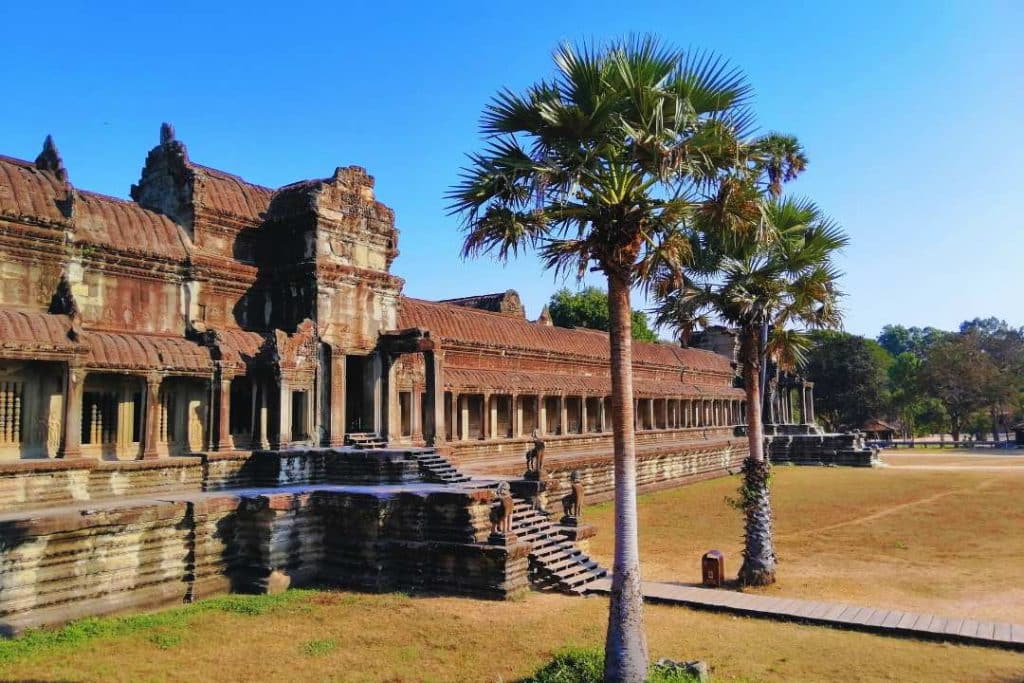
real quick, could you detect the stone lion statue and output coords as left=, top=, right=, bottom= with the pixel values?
left=524, top=429, right=546, bottom=479
left=561, top=469, right=585, bottom=521
left=491, top=481, right=515, bottom=536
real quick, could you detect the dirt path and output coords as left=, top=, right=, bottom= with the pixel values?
left=778, top=478, right=998, bottom=539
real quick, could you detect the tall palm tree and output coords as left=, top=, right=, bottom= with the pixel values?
left=448, top=37, right=751, bottom=681
left=752, top=133, right=808, bottom=198
left=749, top=133, right=808, bottom=414
left=656, top=192, right=846, bottom=586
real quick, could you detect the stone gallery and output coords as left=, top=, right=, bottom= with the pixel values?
left=0, top=126, right=853, bottom=633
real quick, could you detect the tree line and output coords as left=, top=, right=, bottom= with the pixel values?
left=804, top=318, right=1023, bottom=441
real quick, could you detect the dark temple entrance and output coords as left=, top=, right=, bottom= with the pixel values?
left=345, top=355, right=374, bottom=432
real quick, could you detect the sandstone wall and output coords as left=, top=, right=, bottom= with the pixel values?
left=768, top=433, right=879, bottom=467
left=0, top=499, right=193, bottom=635
left=0, top=485, right=527, bottom=633
left=0, top=458, right=204, bottom=514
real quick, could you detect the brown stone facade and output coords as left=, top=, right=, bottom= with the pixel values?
left=0, top=126, right=745, bottom=467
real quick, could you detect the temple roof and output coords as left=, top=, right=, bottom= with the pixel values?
left=192, top=163, right=273, bottom=224
left=0, top=154, right=191, bottom=259
left=75, top=190, right=189, bottom=259
left=81, top=331, right=213, bottom=374
left=437, top=290, right=525, bottom=317
left=0, top=309, right=79, bottom=357
left=0, top=154, right=70, bottom=225
left=398, top=297, right=733, bottom=373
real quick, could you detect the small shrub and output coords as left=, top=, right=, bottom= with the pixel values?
left=521, top=647, right=603, bottom=682
left=149, top=632, right=182, bottom=650
left=520, top=648, right=704, bottom=683
left=301, top=639, right=337, bottom=657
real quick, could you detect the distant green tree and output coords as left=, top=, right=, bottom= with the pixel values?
left=877, top=324, right=948, bottom=358
left=888, top=351, right=923, bottom=437
left=914, top=397, right=949, bottom=437
left=918, top=333, right=998, bottom=442
left=958, top=319, right=1024, bottom=439
left=804, top=331, right=892, bottom=431
left=548, top=288, right=658, bottom=342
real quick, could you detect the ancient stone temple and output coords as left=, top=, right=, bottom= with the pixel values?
left=0, top=126, right=747, bottom=475
left=0, top=127, right=750, bottom=632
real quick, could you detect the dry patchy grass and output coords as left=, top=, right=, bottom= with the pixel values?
left=588, top=465, right=1024, bottom=623
left=881, top=450, right=1024, bottom=468
left=0, top=590, right=1021, bottom=683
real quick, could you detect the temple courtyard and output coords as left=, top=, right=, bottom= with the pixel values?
left=1, top=456, right=1021, bottom=682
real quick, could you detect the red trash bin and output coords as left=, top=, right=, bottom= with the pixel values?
left=702, top=550, right=724, bottom=587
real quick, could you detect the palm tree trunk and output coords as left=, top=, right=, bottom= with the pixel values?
left=738, top=325, right=777, bottom=587
left=602, top=273, right=648, bottom=683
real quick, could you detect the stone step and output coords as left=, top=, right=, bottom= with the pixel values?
left=509, top=492, right=607, bottom=594
left=543, top=554, right=596, bottom=574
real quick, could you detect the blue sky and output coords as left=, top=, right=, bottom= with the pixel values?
left=1, top=1, right=1020, bottom=338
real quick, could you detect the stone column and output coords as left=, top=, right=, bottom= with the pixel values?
left=411, top=387, right=423, bottom=442
left=580, top=397, right=588, bottom=434
left=489, top=394, right=498, bottom=439
left=646, top=398, right=655, bottom=431
left=512, top=393, right=521, bottom=438
left=481, top=392, right=491, bottom=440
left=216, top=374, right=234, bottom=451
left=559, top=394, right=567, bottom=435
left=277, top=377, right=292, bottom=449
left=58, top=364, right=85, bottom=459
left=142, top=374, right=162, bottom=459
left=459, top=394, right=469, bottom=441
left=598, top=397, right=607, bottom=432
left=423, top=350, right=444, bottom=446
left=329, top=350, right=346, bottom=447
left=538, top=395, right=547, bottom=436
left=378, top=353, right=392, bottom=441
left=254, top=381, right=269, bottom=449
left=807, top=386, right=815, bottom=423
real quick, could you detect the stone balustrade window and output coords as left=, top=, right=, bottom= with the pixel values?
left=0, top=381, right=24, bottom=445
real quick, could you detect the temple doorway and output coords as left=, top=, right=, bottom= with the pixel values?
left=345, top=355, right=374, bottom=432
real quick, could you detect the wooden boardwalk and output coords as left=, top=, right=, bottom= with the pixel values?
left=584, top=579, right=1024, bottom=650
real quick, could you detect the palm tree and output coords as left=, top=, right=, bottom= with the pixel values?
left=749, top=133, right=808, bottom=414
left=656, top=191, right=846, bottom=586
left=752, top=133, right=808, bottom=198
left=448, top=37, right=750, bottom=681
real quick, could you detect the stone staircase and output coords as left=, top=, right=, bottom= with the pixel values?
left=340, top=440, right=604, bottom=593
left=413, top=450, right=472, bottom=484
left=345, top=432, right=388, bottom=449
left=511, top=498, right=607, bottom=594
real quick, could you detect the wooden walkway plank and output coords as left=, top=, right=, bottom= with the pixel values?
left=881, top=611, right=904, bottom=629
left=959, top=620, right=980, bottom=638
left=896, top=612, right=920, bottom=629
left=582, top=580, right=1023, bottom=651
left=865, top=609, right=889, bottom=627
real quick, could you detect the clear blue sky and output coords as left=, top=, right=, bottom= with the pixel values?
left=1, top=1, right=1020, bottom=338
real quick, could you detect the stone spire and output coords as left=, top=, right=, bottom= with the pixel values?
left=34, top=135, right=68, bottom=182
left=536, top=305, right=553, bottom=326
left=160, top=122, right=176, bottom=145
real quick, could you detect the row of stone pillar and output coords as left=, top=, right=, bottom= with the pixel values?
left=444, top=393, right=745, bottom=442
left=768, top=383, right=815, bottom=425
left=633, top=397, right=744, bottom=430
